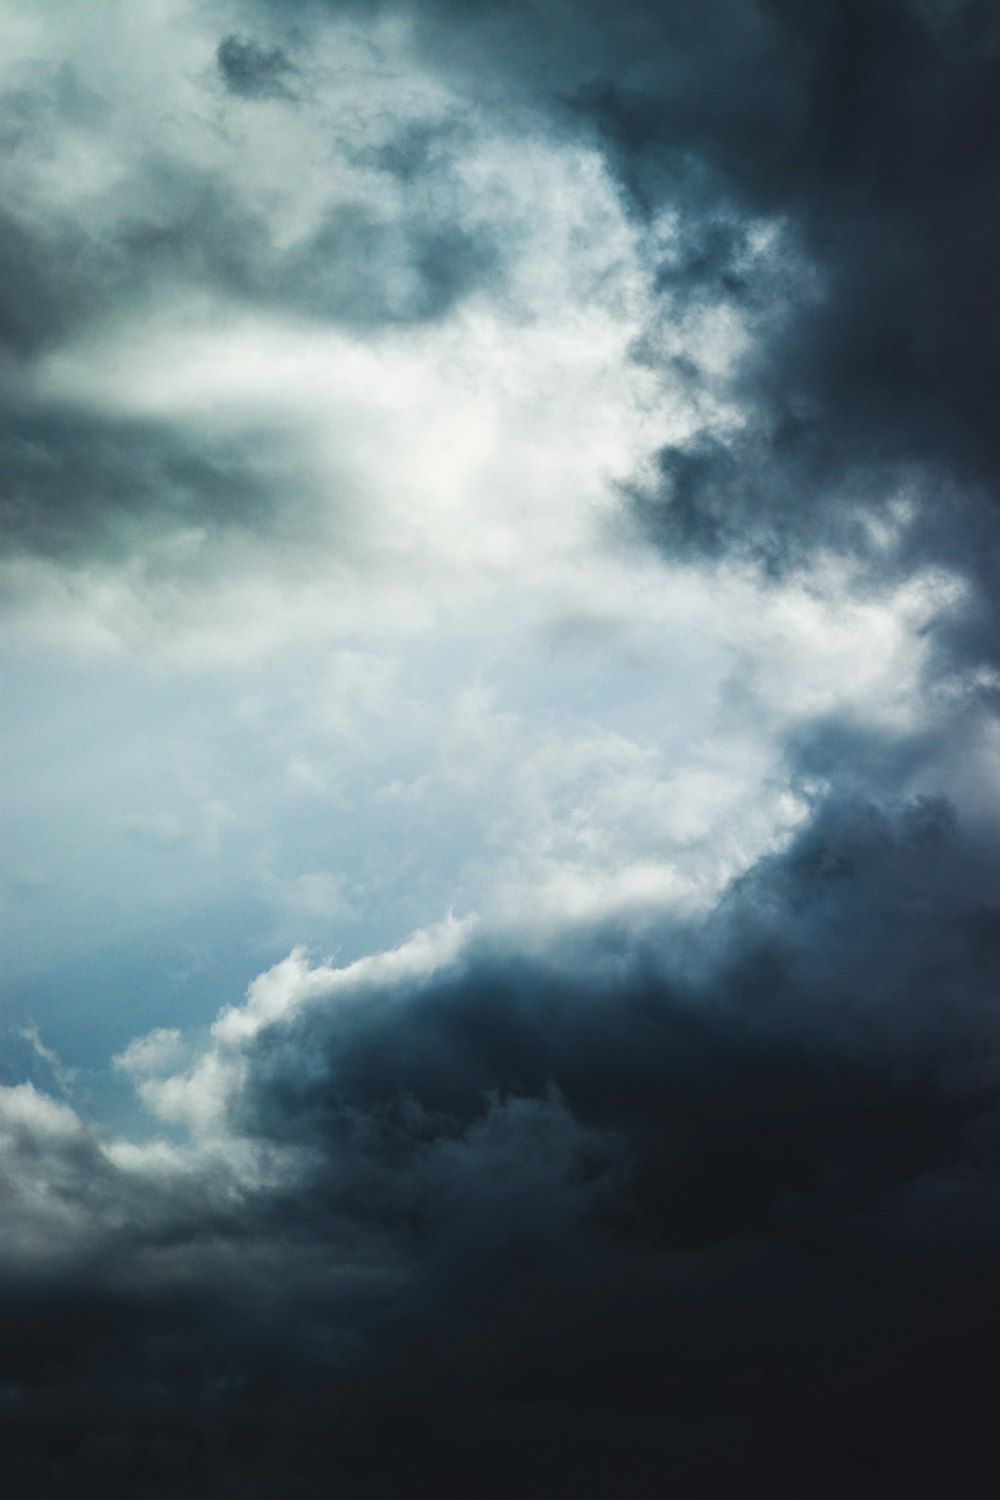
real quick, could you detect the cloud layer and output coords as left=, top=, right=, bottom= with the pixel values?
left=4, top=2, right=1000, bottom=1496
left=5, top=795, right=1000, bottom=1495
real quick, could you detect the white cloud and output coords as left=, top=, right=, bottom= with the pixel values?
left=2, top=0, right=995, bottom=1138
left=114, top=1027, right=187, bottom=1077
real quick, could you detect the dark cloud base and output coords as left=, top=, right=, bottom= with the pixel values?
left=311, top=0, right=1000, bottom=657
left=5, top=794, right=1000, bottom=1497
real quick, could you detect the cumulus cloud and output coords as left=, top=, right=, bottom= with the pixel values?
left=311, top=0, right=1000, bottom=664
left=4, top=795, right=1000, bottom=1494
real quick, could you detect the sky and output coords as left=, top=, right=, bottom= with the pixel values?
left=3, top=1, right=1000, bottom=1494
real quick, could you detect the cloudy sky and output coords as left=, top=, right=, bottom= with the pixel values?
left=3, top=1, right=1000, bottom=1494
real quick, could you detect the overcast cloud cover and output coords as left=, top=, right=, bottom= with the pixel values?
left=3, top=1, right=1000, bottom=1494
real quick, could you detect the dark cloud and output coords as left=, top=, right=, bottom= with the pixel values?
left=0, top=208, right=95, bottom=360
left=0, top=150, right=496, bottom=355
left=0, top=405, right=322, bottom=564
left=295, top=0, right=1000, bottom=657
left=216, top=34, right=297, bottom=99
left=604, top=0, right=1000, bottom=636
left=5, top=791, right=1000, bottom=1495
left=0, top=200, right=492, bottom=568
left=7, top=4, right=1000, bottom=1493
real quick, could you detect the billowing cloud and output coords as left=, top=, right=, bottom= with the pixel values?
left=302, top=0, right=1000, bottom=658
left=4, top=794, right=1000, bottom=1494
left=4, top=2, right=1000, bottom=1495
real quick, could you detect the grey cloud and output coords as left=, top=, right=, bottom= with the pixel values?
left=598, top=1, right=1000, bottom=642
left=216, top=35, right=297, bottom=99
left=0, top=209, right=93, bottom=360
left=7, top=4, right=1000, bottom=1493
left=271, top=202, right=496, bottom=327
left=0, top=204, right=493, bottom=569
left=0, top=406, right=317, bottom=564
left=0, top=64, right=497, bottom=568
left=290, top=0, right=1000, bottom=660
left=6, top=1, right=979, bottom=621
left=4, top=790, right=1000, bottom=1494
left=0, top=49, right=497, bottom=344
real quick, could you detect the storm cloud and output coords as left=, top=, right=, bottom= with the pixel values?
left=315, top=0, right=1000, bottom=650
left=4, top=2, right=1000, bottom=1496
left=5, top=793, right=1000, bottom=1496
